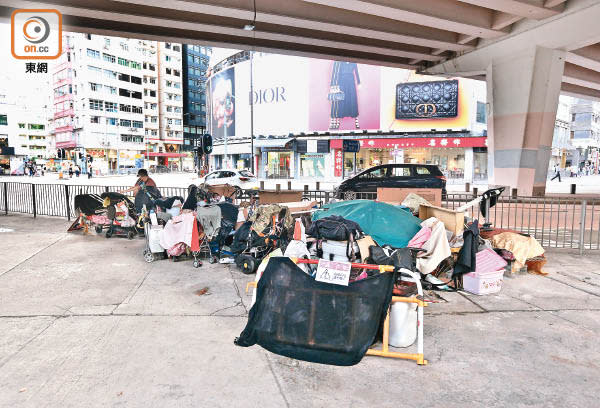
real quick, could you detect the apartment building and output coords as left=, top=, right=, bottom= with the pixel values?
left=155, top=42, right=184, bottom=170
left=0, top=73, right=52, bottom=174
left=52, top=33, right=159, bottom=173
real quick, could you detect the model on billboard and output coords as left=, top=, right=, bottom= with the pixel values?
left=328, top=61, right=360, bottom=129
left=210, top=68, right=235, bottom=139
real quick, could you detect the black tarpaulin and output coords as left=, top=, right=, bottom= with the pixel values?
left=235, top=257, right=394, bottom=366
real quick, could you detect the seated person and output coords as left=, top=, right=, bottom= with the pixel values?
left=119, top=169, right=162, bottom=212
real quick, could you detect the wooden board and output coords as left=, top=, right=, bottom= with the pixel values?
left=377, top=188, right=442, bottom=207
left=258, top=190, right=303, bottom=204
left=418, top=204, right=464, bottom=236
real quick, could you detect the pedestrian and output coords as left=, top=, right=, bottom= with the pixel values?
left=68, top=166, right=73, bottom=178
left=88, top=164, right=93, bottom=179
left=550, top=164, right=561, bottom=182
left=75, top=165, right=80, bottom=177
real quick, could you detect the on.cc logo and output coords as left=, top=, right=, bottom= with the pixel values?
left=22, top=16, right=50, bottom=44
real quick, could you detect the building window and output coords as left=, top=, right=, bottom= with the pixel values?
left=167, top=118, right=173, bottom=125
left=107, top=117, right=117, bottom=126
left=120, top=119, right=132, bottom=127
left=476, top=102, right=486, bottom=124
left=130, top=61, right=141, bottom=70
left=119, top=88, right=131, bottom=97
left=173, top=45, right=180, bottom=52
left=89, top=82, right=101, bottom=92
left=173, top=82, right=181, bottom=89
left=149, top=90, right=156, bottom=97
left=120, top=104, right=131, bottom=113
left=151, top=116, right=158, bottom=123
left=88, top=65, right=102, bottom=74
left=165, top=55, right=171, bottom=62
left=148, top=64, right=156, bottom=71
left=18, top=123, right=25, bottom=128
left=87, top=48, right=100, bottom=59
left=166, top=68, right=172, bottom=75
left=0, top=115, right=8, bottom=125
left=103, top=69, right=117, bottom=79
left=90, top=116, right=101, bottom=124
left=175, top=119, right=182, bottom=125
left=174, top=95, right=181, bottom=101
left=120, top=42, right=129, bottom=51
left=104, top=85, right=117, bottom=94
left=132, top=106, right=143, bottom=114
left=105, top=101, right=118, bottom=112
left=103, top=53, right=115, bottom=63
left=166, top=80, right=172, bottom=87
left=132, top=120, right=143, bottom=128
left=165, top=43, right=171, bottom=49
left=89, top=99, right=103, bottom=110
left=104, top=38, right=110, bottom=47
left=131, top=91, right=142, bottom=99
left=166, top=106, right=172, bottom=112
left=174, top=69, right=180, bottom=77
left=118, top=73, right=130, bottom=82
left=174, top=107, right=182, bottom=113
left=149, top=77, right=156, bottom=84
left=118, top=57, right=129, bottom=67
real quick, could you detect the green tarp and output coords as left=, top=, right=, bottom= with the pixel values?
left=312, top=200, right=421, bottom=248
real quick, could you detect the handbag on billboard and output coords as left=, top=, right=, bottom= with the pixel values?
left=328, top=85, right=345, bottom=101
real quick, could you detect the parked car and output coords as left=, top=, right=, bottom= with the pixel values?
left=118, top=165, right=137, bottom=175
left=334, top=164, right=447, bottom=199
left=197, top=169, right=259, bottom=192
left=149, top=165, right=171, bottom=174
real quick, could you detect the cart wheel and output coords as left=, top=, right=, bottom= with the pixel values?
left=95, top=226, right=103, bottom=234
left=105, top=231, right=112, bottom=238
left=209, top=256, right=217, bottom=264
left=127, top=230, right=135, bottom=240
left=143, top=249, right=155, bottom=263
left=193, top=260, right=202, bottom=268
left=237, top=254, right=256, bottom=275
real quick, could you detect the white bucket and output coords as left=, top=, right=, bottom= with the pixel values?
left=389, top=301, right=417, bottom=348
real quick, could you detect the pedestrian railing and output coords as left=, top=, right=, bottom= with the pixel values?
left=2, top=182, right=598, bottom=252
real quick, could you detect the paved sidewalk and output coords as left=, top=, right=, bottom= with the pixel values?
left=0, top=214, right=599, bottom=407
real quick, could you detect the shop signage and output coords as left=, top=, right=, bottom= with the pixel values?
left=315, top=259, right=351, bottom=286
left=331, top=136, right=487, bottom=149
left=342, top=140, right=360, bottom=153
left=251, top=86, right=286, bottom=105
left=333, top=149, right=343, bottom=177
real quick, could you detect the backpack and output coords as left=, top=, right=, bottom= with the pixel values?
left=307, top=215, right=363, bottom=241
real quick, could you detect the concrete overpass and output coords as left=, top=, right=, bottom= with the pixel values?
left=2, top=0, right=600, bottom=194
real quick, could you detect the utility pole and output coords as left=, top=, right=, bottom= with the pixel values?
left=250, top=50, right=255, bottom=174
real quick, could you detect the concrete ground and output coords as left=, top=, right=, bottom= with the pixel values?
left=1, top=214, right=599, bottom=408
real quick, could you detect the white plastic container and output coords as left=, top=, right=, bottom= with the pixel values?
left=389, top=302, right=417, bottom=347
left=463, top=270, right=504, bottom=295
left=148, top=225, right=164, bottom=253
left=321, top=240, right=359, bottom=262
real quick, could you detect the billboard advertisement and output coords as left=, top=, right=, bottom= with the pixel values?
left=309, top=60, right=380, bottom=131
left=381, top=69, right=474, bottom=132
left=234, top=54, right=309, bottom=138
left=209, top=67, right=235, bottom=139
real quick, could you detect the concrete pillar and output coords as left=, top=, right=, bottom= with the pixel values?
left=487, top=46, right=565, bottom=196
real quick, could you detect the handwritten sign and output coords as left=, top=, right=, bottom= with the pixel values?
left=315, top=259, right=351, bottom=286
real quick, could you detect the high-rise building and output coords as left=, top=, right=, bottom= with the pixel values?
left=155, top=42, right=184, bottom=171
left=182, top=44, right=211, bottom=170
left=51, top=33, right=161, bottom=174
left=569, top=98, right=600, bottom=171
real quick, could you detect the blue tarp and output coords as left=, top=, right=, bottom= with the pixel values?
left=312, top=200, right=421, bottom=248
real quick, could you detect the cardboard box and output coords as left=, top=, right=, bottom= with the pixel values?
left=377, top=188, right=442, bottom=207
left=258, top=190, right=303, bottom=204
left=418, top=204, right=465, bottom=236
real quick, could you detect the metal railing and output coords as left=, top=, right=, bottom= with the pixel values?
left=2, top=182, right=598, bottom=252
left=443, top=193, right=600, bottom=251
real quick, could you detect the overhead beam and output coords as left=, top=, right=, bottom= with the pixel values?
left=301, top=0, right=507, bottom=38
left=562, top=62, right=600, bottom=91
left=0, top=0, right=442, bottom=62
left=427, top=0, right=600, bottom=75
left=113, top=0, right=473, bottom=53
left=561, top=82, right=600, bottom=101
left=566, top=44, right=600, bottom=72
left=457, top=0, right=562, bottom=19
